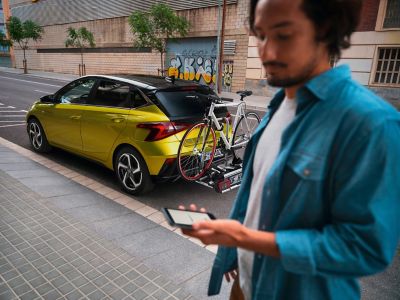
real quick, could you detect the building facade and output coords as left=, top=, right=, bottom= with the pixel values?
left=5, top=0, right=400, bottom=104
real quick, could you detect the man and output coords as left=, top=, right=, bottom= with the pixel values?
left=182, top=0, right=400, bottom=299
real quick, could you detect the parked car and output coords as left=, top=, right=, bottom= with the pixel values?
left=26, top=74, right=227, bottom=195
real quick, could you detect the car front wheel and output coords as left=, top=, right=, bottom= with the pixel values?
left=28, top=118, right=52, bottom=153
left=115, top=146, right=154, bottom=195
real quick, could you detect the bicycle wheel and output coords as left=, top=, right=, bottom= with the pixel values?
left=232, top=112, right=260, bottom=161
left=178, top=122, right=217, bottom=181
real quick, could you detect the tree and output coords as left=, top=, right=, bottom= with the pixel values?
left=65, top=27, right=95, bottom=76
left=0, top=31, right=12, bottom=48
left=129, top=3, right=189, bottom=75
left=7, top=16, right=43, bottom=74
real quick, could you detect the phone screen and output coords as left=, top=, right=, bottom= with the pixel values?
left=162, top=208, right=215, bottom=228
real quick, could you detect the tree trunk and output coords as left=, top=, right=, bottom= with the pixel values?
left=23, top=48, right=27, bottom=74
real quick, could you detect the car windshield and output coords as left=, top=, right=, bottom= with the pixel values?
left=153, top=86, right=218, bottom=119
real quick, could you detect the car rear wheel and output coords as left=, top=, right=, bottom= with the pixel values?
left=115, top=146, right=154, bottom=195
left=28, top=118, right=52, bottom=153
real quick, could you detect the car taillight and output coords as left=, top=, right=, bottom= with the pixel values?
left=137, top=122, right=191, bottom=141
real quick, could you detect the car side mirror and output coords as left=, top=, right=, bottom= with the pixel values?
left=40, top=94, right=57, bottom=103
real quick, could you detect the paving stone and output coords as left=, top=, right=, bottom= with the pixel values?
left=87, top=290, right=106, bottom=300
left=153, top=288, right=171, bottom=300
left=19, top=290, right=40, bottom=300
left=14, top=283, right=33, bottom=296
left=35, top=283, right=54, bottom=295
left=43, top=289, right=63, bottom=300
left=92, top=275, right=109, bottom=288
left=65, top=289, right=84, bottom=300
left=71, top=276, right=89, bottom=288
left=132, top=288, right=148, bottom=300
left=7, top=275, right=25, bottom=289
left=121, top=282, right=138, bottom=294
left=142, top=282, right=159, bottom=295
left=80, top=282, right=97, bottom=295
left=109, top=288, right=128, bottom=300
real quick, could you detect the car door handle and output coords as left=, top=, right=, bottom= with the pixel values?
left=70, top=115, right=81, bottom=120
left=111, top=117, right=125, bottom=123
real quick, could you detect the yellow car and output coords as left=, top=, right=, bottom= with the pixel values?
left=26, top=75, right=227, bottom=195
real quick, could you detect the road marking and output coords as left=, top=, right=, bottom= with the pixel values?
left=0, top=103, right=3, bottom=105
left=0, top=75, right=63, bottom=88
left=0, top=111, right=26, bottom=113
left=0, top=121, right=26, bottom=122
left=0, top=123, right=25, bottom=128
left=21, top=110, right=28, bottom=112
left=7, top=106, right=15, bottom=109
left=34, top=89, right=53, bottom=94
left=0, top=115, right=26, bottom=117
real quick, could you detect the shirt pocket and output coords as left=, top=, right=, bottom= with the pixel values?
left=286, top=151, right=326, bottom=181
left=277, top=151, right=328, bottom=227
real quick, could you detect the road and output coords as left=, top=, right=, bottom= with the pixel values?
left=0, top=70, right=398, bottom=299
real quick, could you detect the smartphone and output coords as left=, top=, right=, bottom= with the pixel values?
left=162, top=208, right=216, bottom=230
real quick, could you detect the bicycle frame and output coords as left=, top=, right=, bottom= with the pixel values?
left=206, top=100, right=248, bottom=151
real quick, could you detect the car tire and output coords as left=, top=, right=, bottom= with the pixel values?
left=114, top=146, right=154, bottom=195
left=27, top=118, right=52, bottom=153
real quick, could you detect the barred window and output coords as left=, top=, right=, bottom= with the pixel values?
left=373, top=48, right=400, bottom=85
left=383, top=0, right=400, bottom=28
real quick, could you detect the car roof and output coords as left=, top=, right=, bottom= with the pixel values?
left=81, top=74, right=203, bottom=91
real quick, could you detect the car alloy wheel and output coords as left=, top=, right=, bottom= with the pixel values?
left=115, top=146, right=154, bottom=195
left=117, top=153, right=143, bottom=191
left=27, top=119, right=51, bottom=153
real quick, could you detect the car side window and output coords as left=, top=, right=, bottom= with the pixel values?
left=91, top=80, right=132, bottom=108
left=131, top=90, right=148, bottom=108
left=57, top=78, right=96, bottom=104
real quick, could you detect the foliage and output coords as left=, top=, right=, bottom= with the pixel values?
left=65, top=27, right=95, bottom=71
left=65, top=27, right=95, bottom=50
left=128, top=3, right=190, bottom=72
left=7, top=16, right=43, bottom=51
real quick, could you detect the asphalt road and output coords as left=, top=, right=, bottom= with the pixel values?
left=0, top=71, right=398, bottom=299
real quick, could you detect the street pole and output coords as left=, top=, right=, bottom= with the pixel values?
left=217, top=0, right=227, bottom=94
left=2, top=0, right=16, bottom=68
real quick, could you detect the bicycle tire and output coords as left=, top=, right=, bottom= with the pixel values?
left=232, top=112, right=260, bottom=160
left=177, top=122, right=217, bottom=181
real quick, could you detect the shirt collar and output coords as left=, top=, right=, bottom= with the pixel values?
left=268, top=64, right=352, bottom=111
left=303, top=64, right=352, bottom=101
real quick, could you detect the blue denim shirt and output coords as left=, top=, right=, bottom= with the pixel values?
left=208, top=65, right=400, bottom=300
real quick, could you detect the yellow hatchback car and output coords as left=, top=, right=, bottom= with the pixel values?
left=26, top=75, right=227, bottom=195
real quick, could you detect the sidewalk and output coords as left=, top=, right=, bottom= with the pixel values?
left=0, top=67, right=271, bottom=111
left=0, top=138, right=231, bottom=299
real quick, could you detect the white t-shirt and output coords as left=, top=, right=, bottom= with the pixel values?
left=238, top=96, right=297, bottom=300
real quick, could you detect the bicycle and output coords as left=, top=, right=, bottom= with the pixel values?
left=177, top=90, right=260, bottom=181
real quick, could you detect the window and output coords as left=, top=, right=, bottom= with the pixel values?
left=373, top=47, right=400, bottom=85
left=91, top=80, right=132, bottom=108
left=383, top=0, right=400, bottom=28
left=57, top=78, right=96, bottom=104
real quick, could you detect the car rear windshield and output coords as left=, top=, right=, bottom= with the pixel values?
left=152, top=87, right=225, bottom=119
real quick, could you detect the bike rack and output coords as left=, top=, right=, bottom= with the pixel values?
left=194, top=155, right=243, bottom=193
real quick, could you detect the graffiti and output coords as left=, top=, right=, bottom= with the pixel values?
left=222, top=61, right=234, bottom=92
left=168, top=54, right=217, bottom=85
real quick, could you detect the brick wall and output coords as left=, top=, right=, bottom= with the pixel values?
left=358, top=0, right=380, bottom=31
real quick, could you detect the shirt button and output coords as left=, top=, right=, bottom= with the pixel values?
left=303, top=169, right=311, bottom=176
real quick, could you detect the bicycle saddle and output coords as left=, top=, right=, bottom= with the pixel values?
left=237, top=90, right=253, bottom=97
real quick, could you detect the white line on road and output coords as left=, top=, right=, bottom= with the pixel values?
left=0, top=123, right=25, bottom=128
left=0, top=75, right=63, bottom=88
left=21, top=110, right=28, bottom=112
left=0, top=121, right=26, bottom=122
left=0, top=103, right=3, bottom=105
left=34, top=89, right=53, bottom=94
left=7, top=106, right=15, bottom=108
left=0, top=111, right=25, bottom=113
left=0, top=115, right=26, bottom=117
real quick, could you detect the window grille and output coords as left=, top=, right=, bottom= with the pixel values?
left=383, top=0, right=400, bottom=28
left=373, top=47, right=400, bottom=85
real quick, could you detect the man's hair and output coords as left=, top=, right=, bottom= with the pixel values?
left=249, top=0, right=362, bottom=58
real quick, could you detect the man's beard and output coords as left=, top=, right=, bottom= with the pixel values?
left=265, top=58, right=318, bottom=88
